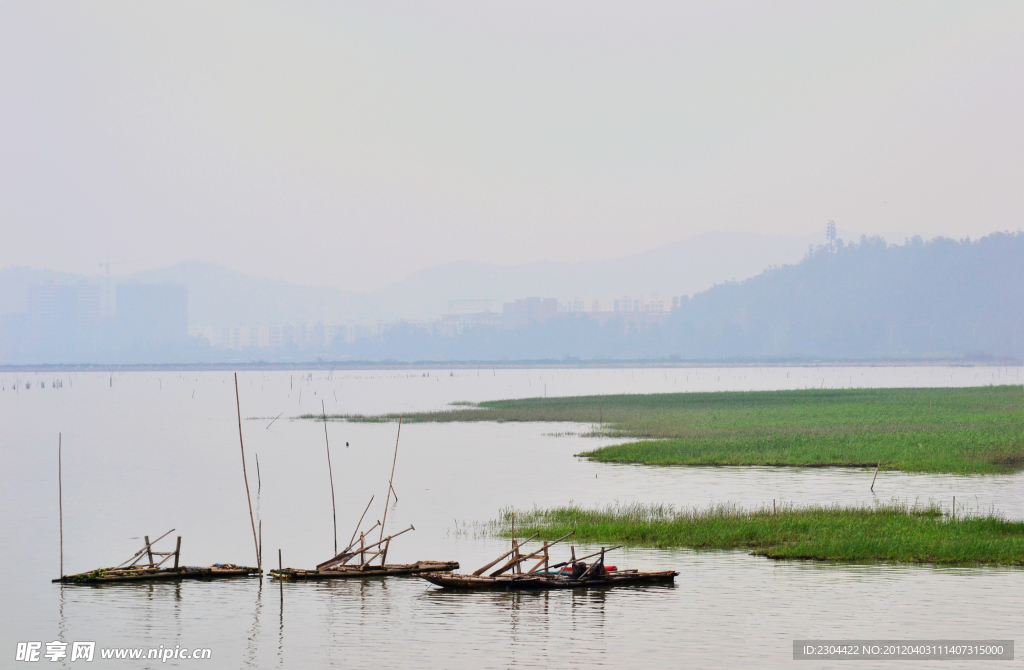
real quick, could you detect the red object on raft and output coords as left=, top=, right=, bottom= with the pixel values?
left=554, top=565, right=616, bottom=574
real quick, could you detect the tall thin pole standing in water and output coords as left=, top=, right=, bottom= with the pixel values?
left=379, top=417, right=402, bottom=543
left=58, top=433, right=63, bottom=578
left=322, top=400, right=337, bottom=555
left=234, top=373, right=261, bottom=570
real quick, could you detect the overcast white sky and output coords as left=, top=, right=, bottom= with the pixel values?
left=1, top=2, right=1021, bottom=292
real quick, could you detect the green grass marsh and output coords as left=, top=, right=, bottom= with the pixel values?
left=314, top=386, right=1024, bottom=474
left=494, top=502, right=1024, bottom=566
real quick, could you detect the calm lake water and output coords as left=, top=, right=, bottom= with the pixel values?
left=1, top=366, right=1022, bottom=668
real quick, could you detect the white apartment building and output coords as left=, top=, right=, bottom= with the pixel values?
left=558, top=294, right=668, bottom=314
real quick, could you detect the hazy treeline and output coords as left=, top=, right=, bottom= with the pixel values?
left=340, top=232, right=1024, bottom=361
left=667, top=232, right=1023, bottom=359
left=3, top=232, right=1020, bottom=364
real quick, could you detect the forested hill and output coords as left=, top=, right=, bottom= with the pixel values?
left=666, top=232, right=1024, bottom=359
left=344, top=232, right=1024, bottom=361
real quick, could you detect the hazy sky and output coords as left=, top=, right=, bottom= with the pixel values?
left=2, top=2, right=1021, bottom=291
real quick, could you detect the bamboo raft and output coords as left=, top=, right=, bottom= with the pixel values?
left=56, top=565, right=261, bottom=584
left=271, top=561, right=459, bottom=580
left=269, top=523, right=459, bottom=580
left=418, top=530, right=677, bottom=592
left=53, top=531, right=260, bottom=584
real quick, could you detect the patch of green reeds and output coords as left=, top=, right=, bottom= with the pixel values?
left=491, top=501, right=1024, bottom=565
left=307, top=386, right=1024, bottom=474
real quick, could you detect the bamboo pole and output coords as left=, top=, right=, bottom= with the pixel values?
left=58, top=433, right=63, bottom=579
left=472, top=533, right=540, bottom=575
left=322, top=401, right=337, bottom=555
left=492, top=532, right=575, bottom=576
left=317, top=525, right=411, bottom=568
left=344, top=521, right=380, bottom=558
left=379, top=417, right=402, bottom=544
left=116, top=529, right=175, bottom=569
left=511, top=513, right=519, bottom=571
left=317, top=525, right=414, bottom=571
left=235, top=373, right=261, bottom=570
left=579, top=547, right=607, bottom=580
left=871, top=461, right=880, bottom=492
left=525, top=542, right=551, bottom=574
left=173, top=537, right=181, bottom=569
left=346, top=496, right=374, bottom=550
left=319, top=520, right=382, bottom=570
left=266, top=412, right=283, bottom=430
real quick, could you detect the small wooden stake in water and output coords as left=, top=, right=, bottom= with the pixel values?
left=235, top=373, right=261, bottom=570
left=870, top=462, right=880, bottom=492
left=773, top=499, right=776, bottom=515
left=58, top=433, right=63, bottom=579
left=279, top=548, right=282, bottom=571
left=952, top=496, right=955, bottom=520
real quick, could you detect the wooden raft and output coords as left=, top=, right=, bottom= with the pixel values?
left=417, top=531, right=677, bottom=591
left=55, top=565, right=261, bottom=584
left=53, top=531, right=260, bottom=584
left=269, top=524, right=458, bottom=579
left=270, top=561, right=459, bottom=580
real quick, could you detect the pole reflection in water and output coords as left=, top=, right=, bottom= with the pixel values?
left=278, top=580, right=284, bottom=667
left=246, top=580, right=262, bottom=668
left=57, top=584, right=66, bottom=646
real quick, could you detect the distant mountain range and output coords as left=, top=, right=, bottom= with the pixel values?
left=0, top=230, right=914, bottom=328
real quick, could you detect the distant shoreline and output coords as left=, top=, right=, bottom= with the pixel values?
left=3, top=357, right=1019, bottom=373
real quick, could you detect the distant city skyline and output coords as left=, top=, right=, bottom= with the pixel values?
left=1, top=228, right=934, bottom=327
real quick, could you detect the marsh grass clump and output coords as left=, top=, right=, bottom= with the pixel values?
left=310, top=386, right=1024, bottom=474
left=492, top=501, right=1024, bottom=566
